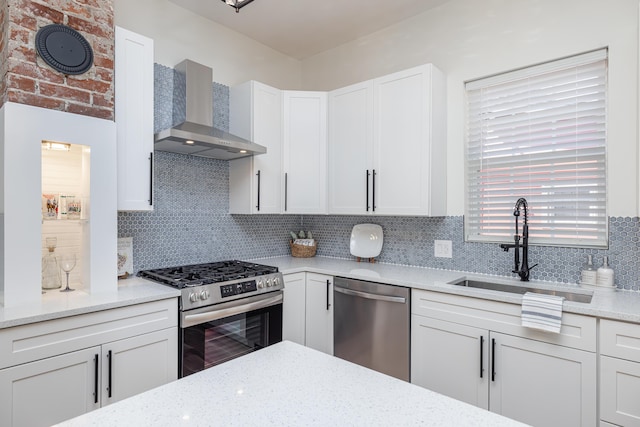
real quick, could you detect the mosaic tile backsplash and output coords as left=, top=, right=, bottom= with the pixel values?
left=118, top=63, right=640, bottom=291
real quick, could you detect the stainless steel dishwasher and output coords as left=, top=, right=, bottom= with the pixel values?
left=333, top=277, right=410, bottom=381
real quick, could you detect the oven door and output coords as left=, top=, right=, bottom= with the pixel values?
left=179, top=290, right=283, bottom=377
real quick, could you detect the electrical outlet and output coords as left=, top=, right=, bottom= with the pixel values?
left=434, top=240, right=452, bottom=258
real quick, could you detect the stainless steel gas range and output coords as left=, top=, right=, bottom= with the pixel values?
left=138, top=260, right=283, bottom=377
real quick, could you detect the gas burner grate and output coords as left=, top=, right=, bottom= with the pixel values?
left=138, top=260, right=279, bottom=289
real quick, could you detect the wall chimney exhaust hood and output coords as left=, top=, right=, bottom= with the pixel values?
left=154, top=60, right=266, bottom=160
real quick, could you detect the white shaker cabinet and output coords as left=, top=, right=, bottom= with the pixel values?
left=328, top=64, right=446, bottom=216
left=229, top=81, right=283, bottom=214
left=115, top=26, right=154, bottom=211
left=283, top=91, right=328, bottom=214
left=282, top=273, right=333, bottom=355
left=305, top=273, right=334, bottom=355
left=328, top=81, right=374, bottom=214
left=0, top=347, right=101, bottom=427
left=372, top=64, right=446, bottom=216
left=282, top=272, right=306, bottom=345
left=600, top=319, right=640, bottom=427
left=411, top=289, right=596, bottom=427
left=0, top=299, right=178, bottom=427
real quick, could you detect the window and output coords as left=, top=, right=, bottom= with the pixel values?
left=465, top=49, right=607, bottom=248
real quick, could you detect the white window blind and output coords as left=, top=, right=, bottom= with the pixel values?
left=465, top=49, right=607, bottom=248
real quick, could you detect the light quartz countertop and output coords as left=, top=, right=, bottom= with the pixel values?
left=58, top=340, right=527, bottom=427
left=0, top=277, right=180, bottom=329
left=256, top=256, right=640, bottom=324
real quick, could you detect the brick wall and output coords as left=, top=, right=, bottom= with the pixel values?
left=1, top=0, right=114, bottom=120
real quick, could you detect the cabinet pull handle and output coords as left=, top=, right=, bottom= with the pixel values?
left=326, top=279, right=331, bottom=310
left=479, top=335, right=484, bottom=378
left=107, top=350, right=113, bottom=398
left=372, top=169, right=376, bottom=212
left=491, top=338, right=496, bottom=382
left=94, top=354, right=99, bottom=404
left=366, top=170, right=370, bottom=212
left=284, top=173, right=288, bottom=212
left=148, top=152, right=153, bottom=206
left=256, top=170, right=261, bottom=211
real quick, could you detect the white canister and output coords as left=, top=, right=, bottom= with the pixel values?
left=596, top=256, right=615, bottom=289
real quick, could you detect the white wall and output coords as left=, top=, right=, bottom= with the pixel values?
left=113, top=0, right=302, bottom=89
left=301, top=0, right=639, bottom=217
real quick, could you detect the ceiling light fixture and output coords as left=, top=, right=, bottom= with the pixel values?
left=42, top=140, right=71, bottom=151
left=221, top=0, right=255, bottom=13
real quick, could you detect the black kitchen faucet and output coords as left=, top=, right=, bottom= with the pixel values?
left=499, top=198, right=538, bottom=281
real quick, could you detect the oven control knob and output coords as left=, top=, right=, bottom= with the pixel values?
left=189, top=293, right=198, bottom=303
left=200, top=290, right=210, bottom=300
left=257, top=280, right=264, bottom=289
left=266, top=278, right=272, bottom=287
left=274, top=277, right=280, bottom=286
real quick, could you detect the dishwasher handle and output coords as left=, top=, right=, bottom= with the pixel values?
left=335, top=286, right=406, bottom=304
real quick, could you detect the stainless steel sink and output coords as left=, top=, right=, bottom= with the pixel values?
left=449, top=279, right=593, bottom=303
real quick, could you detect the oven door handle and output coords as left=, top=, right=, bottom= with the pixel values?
left=181, top=292, right=283, bottom=328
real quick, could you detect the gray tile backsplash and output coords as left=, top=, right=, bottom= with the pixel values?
left=118, top=64, right=639, bottom=291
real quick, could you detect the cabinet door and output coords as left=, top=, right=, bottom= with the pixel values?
left=283, top=91, right=327, bottom=214
left=115, top=26, right=154, bottom=211
left=490, top=332, right=596, bottom=427
left=411, top=315, right=489, bottom=409
left=305, top=273, right=333, bottom=355
left=101, top=328, right=177, bottom=406
left=328, top=81, right=374, bottom=214
left=600, top=355, right=640, bottom=426
left=282, top=272, right=306, bottom=345
left=372, top=64, right=447, bottom=216
left=229, top=81, right=282, bottom=214
left=0, top=346, right=101, bottom=427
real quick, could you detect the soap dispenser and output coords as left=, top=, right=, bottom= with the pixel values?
left=596, top=256, right=615, bottom=289
left=580, top=254, right=597, bottom=286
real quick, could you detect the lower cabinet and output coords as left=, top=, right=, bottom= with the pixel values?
left=282, top=272, right=333, bottom=355
left=411, top=289, right=596, bottom=427
left=0, top=299, right=178, bottom=427
left=599, top=319, right=640, bottom=427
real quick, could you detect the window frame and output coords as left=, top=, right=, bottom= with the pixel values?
left=464, top=49, right=609, bottom=249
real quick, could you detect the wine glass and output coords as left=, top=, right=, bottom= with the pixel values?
left=58, top=254, right=77, bottom=292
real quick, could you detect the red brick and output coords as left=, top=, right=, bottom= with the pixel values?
left=9, top=11, right=38, bottom=30
left=67, top=76, right=110, bottom=93
left=61, top=2, right=91, bottom=19
left=94, top=66, right=112, bottom=82
left=39, top=81, right=90, bottom=103
left=9, top=26, right=30, bottom=44
left=67, top=101, right=113, bottom=120
left=8, top=89, right=66, bottom=110
left=67, top=15, right=108, bottom=39
left=93, top=55, right=112, bottom=70
left=91, top=91, right=112, bottom=108
left=72, top=0, right=102, bottom=8
left=7, top=72, right=36, bottom=92
left=10, top=58, right=65, bottom=83
left=8, top=42, right=36, bottom=63
left=14, top=0, right=64, bottom=24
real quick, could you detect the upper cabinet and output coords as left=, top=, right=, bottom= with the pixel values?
left=229, top=81, right=283, bottom=214
left=115, top=27, right=154, bottom=211
left=283, top=91, right=328, bottom=214
left=328, top=81, right=374, bottom=214
left=328, top=64, right=447, bottom=216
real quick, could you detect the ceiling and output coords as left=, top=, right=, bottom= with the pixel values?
left=169, top=0, right=450, bottom=60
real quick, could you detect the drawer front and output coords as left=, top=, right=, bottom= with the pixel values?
left=412, top=289, right=596, bottom=352
left=600, top=355, right=640, bottom=426
left=0, top=299, right=178, bottom=369
left=601, top=319, right=640, bottom=362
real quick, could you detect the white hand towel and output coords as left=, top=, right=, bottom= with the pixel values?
left=521, top=292, right=564, bottom=333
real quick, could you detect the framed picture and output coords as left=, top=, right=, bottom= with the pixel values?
left=117, top=237, right=133, bottom=278
left=60, top=194, right=82, bottom=219
left=42, top=193, right=59, bottom=220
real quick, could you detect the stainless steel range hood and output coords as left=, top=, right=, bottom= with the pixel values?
left=154, top=60, right=266, bottom=160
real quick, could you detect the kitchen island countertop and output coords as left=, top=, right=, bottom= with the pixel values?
left=58, top=340, right=526, bottom=427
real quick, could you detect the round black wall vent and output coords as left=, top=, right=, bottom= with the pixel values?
left=35, top=24, right=94, bottom=75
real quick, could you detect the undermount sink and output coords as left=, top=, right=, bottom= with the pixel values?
left=449, top=279, right=593, bottom=304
